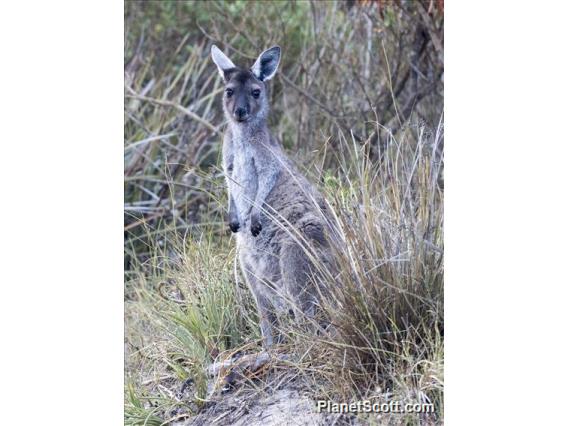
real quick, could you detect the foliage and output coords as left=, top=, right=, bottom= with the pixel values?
left=124, top=0, right=443, bottom=263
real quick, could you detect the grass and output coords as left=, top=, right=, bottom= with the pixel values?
left=125, top=223, right=261, bottom=422
left=124, top=0, right=444, bottom=263
left=125, top=120, right=444, bottom=424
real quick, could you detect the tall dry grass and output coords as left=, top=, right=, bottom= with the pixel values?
left=287, top=121, right=444, bottom=419
left=125, top=118, right=443, bottom=424
left=124, top=0, right=443, bottom=268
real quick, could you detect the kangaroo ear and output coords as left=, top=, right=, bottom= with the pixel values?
left=251, top=46, right=281, bottom=81
left=211, top=45, right=236, bottom=80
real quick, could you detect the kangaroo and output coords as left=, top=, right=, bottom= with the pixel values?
left=211, top=45, right=334, bottom=347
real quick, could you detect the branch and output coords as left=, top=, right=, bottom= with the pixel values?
left=125, top=91, right=220, bottom=135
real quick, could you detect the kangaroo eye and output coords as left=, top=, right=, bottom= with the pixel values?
left=225, top=88, right=234, bottom=97
left=252, top=89, right=261, bottom=98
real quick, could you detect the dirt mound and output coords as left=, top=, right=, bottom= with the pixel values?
left=185, top=388, right=337, bottom=426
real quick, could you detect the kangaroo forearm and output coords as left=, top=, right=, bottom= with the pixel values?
left=229, top=193, right=238, bottom=219
left=253, top=170, right=280, bottom=214
left=227, top=192, right=241, bottom=233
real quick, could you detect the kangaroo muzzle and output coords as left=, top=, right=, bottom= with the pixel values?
left=234, top=106, right=249, bottom=122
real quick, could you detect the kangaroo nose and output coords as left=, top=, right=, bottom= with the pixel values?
left=235, top=107, right=248, bottom=121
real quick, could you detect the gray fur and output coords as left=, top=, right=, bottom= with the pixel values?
left=212, top=45, right=334, bottom=346
left=251, top=46, right=281, bottom=81
left=211, top=45, right=236, bottom=79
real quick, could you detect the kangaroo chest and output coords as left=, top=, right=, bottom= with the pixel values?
left=229, top=139, right=258, bottom=220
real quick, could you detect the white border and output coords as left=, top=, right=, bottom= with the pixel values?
left=447, top=1, right=568, bottom=424
left=0, top=1, right=567, bottom=424
left=0, top=2, right=123, bottom=424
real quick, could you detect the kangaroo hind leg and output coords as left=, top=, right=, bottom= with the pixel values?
left=240, top=260, right=280, bottom=347
left=280, top=241, right=318, bottom=322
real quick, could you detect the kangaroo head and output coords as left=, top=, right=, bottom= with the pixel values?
left=211, top=45, right=281, bottom=125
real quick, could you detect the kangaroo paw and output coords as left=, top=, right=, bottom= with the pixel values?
left=250, top=216, right=262, bottom=237
left=229, top=220, right=240, bottom=233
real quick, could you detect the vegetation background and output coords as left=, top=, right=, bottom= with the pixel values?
left=124, top=0, right=444, bottom=424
